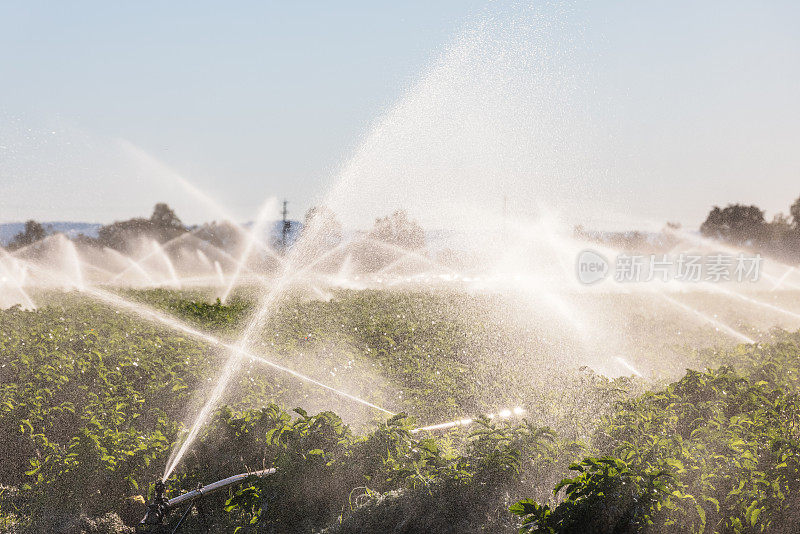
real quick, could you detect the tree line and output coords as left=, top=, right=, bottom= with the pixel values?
left=700, top=195, right=800, bottom=262
left=3, top=203, right=427, bottom=258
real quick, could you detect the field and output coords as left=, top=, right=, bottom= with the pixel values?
left=2, top=288, right=800, bottom=533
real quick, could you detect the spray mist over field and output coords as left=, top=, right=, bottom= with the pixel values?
left=3, top=0, right=800, bottom=468
left=2, top=2, right=800, bottom=533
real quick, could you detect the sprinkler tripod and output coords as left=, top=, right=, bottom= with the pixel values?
left=137, top=468, right=276, bottom=532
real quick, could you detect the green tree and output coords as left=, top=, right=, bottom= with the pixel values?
left=150, top=203, right=186, bottom=242
left=97, top=217, right=153, bottom=251
left=97, top=203, right=186, bottom=251
left=790, top=195, right=800, bottom=229
left=699, top=204, right=766, bottom=245
left=766, top=212, right=793, bottom=248
left=7, top=220, right=46, bottom=250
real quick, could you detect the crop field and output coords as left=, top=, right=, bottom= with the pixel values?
left=4, top=0, right=800, bottom=531
left=3, top=288, right=800, bottom=533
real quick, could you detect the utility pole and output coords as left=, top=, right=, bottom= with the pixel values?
left=281, top=199, right=290, bottom=251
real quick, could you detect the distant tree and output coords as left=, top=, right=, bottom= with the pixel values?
left=97, top=203, right=186, bottom=251
left=72, top=233, right=100, bottom=248
left=760, top=211, right=800, bottom=262
left=790, top=195, right=800, bottom=229
left=765, top=212, right=794, bottom=248
left=97, top=217, right=152, bottom=251
left=700, top=204, right=766, bottom=245
left=7, top=220, right=46, bottom=251
left=150, top=203, right=186, bottom=242
left=367, top=210, right=425, bottom=250
left=771, top=212, right=792, bottom=229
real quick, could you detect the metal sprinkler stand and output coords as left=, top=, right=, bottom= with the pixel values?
left=139, top=480, right=169, bottom=529
left=137, top=468, right=276, bottom=533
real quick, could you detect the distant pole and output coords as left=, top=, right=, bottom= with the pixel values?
left=281, top=199, right=289, bottom=250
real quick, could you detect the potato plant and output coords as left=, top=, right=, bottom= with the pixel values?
left=1, top=289, right=798, bottom=533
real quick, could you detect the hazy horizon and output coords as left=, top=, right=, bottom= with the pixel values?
left=1, top=1, right=798, bottom=231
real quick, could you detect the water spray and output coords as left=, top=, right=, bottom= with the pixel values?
left=615, top=356, right=643, bottom=378
left=659, top=293, right=755, bottom=344
left=5, top=254, right=396, bottom=480
left=411, top=406, right=526, bottom=434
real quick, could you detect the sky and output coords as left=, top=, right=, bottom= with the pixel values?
left=0, top=1, right=798, bottom=230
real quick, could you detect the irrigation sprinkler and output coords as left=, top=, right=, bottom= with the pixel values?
left=137, top=468, right=276, bottom=532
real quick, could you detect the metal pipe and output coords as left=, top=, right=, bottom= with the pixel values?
left=138, top=468, right=276, bottom=531
left=165, top=468, right=276, bottom=509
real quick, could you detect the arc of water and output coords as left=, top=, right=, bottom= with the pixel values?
left=119, top=140, right=288, bottom=267
left=282, top=234, right=454, bottom=287
left=18, top=262, right=29, bottom=286
left=770, top=267, right=798, bottom=292
left=56, top=235, right=86, bottom=291
left=110, top=232, right=194, bottom=282
left=623, top=233, right=800, bottom=322
left=195, top=249, right=213, bottom=269
left=671, top=230, right=800, bottom=286
left=164, top=209, right=367, bottom=479
left=410, top=406, right=526, bottom=434
left=126, top=257, right=156, bottom=286
left=150, top=240, right=181, bottom=289
left=77, top=262, right=116, bottom=285
left=0, top=252, right=37, bottom=309
left=219, top=198, right=278, bottom=303
left=606, top=230, right=800, bottom=324
left=5, top=251, right=392, bottom=483
left=100, top=247, right=154, bottom=285
left=108, top=229, right=238, bottom=282
left=363, top=237, right=455, bottom=276
left=615, top=356, right=643, bottom=377
left=214, top=260, right=225, bottom=286
left=700, top=282, right=800, bottom=321
left=375, top=252, right=429, bottom=276
left=9, top=254, right=394, bottom=418
left=660, top=293, right=754, bottom=344
left=5, top=234, right=51, bottom=257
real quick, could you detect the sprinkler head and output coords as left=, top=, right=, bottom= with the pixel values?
left=137, top=480, right=169, bottom=532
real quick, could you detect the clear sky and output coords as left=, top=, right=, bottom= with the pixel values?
left=0, top=1, right=798, bottom=230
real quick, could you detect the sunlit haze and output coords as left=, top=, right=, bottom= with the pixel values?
left=1, top=1, right=798, bottom=229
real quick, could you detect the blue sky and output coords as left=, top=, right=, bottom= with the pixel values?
left=1, top=1, right=799, bottom=229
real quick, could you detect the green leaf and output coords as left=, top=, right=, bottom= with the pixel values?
left=509, top=499, right=539, bottom=516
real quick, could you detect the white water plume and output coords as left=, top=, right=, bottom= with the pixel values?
left=220, top=197, right=279, bottom=303
left=3, top=3, right=797, bottom=484
left=411, top=406, right=526, bottom=434
left=0, top=252, right=395, bottom=483
left=615, top=357, right=643, bottom=378
left=660, top=294, right=755, bottom=345
left=322, top=3, right=609, bottom=234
